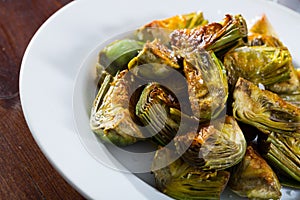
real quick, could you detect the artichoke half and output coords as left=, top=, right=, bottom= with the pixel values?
left=152, top=148, right=230, bottom=200
left=90, top=70, right=144, bottom=146
left=170, top=14, right=248, bottom=57
left=182, top=50, right=228, bottom=121
left=135, top=82, right=180, bottom=145
left=247, top=14, right=300, bottom=103
left=174, top=116, right=246, bottom=170
left=229, top=145, right=282, bottom=200
left=223, top=46, right=292, bottom=89
left=135, top=82, right=200, bottom=146
left=233, top=78, right=300, bottom=181
left=233, top=77, right=300, bottom=135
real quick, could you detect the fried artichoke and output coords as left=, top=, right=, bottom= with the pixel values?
left=233, top=78, right=300, bottom=181
left=97, top=39, right=144, bottom=76
left=90, top=70, right=144, bottom=146
left=233, top=77, right=300, bottom=135
left=223, top=46, right=292, bottom=89
left=128, top=40, right=192, bottom=113
left=174, top=116, right=246, bottom=170
left=136, top=11, right=208, bottom=42
left=229, top=145, right=282, bottom=200
left=247, top=14, right=300, bottom=101
left=170, top=14, right=247, bottom=57
left=135, top=82, right=180, bottom=145
left=152, top=148, right=230, bottom=200
left=182, top=50, right=228, bottom=121
left=135, top=81, right=200, bottom=146
left=128, top=39, right=181, bottom=73
left=89, top=11, right=300, bottom=199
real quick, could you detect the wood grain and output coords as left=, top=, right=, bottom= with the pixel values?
left=0, top=1, right=85, bottom=199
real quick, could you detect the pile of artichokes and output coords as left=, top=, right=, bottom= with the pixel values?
left=90, top=11, right=300, bottom=199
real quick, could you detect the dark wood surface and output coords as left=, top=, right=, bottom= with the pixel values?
left=0, top=0, right=85, bottom=199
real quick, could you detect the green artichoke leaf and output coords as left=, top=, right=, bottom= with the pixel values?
left=136, top=11, right=208, bottom=42
left=128, top=39, right=181, bottom=72
left=233, top=77, right=300, bottom=136
left=247, top=34, right=300, bottom=97
left=247, top=14, right=300, bottom=98
left=170, top=14, right=248, bottom=57
left=135, top=82, right=179, bottom=145
left=135, top=82, right=198, bottom=146
left=182, top=50, right=228, bottom=121
left=90, top=70, right=144, bottom=146
left=229, top=145, right=282, bottom=200
left=128, top=40, right=191, bottom=107
left=152, top=147, right=230, bottom=200
left=98, top=39, right=144, bottom=76
left=174, top=116, right=246, bottom=170
left=223, top=46, right=292, bottom=89
left=259, top=132, right=300, bottom=182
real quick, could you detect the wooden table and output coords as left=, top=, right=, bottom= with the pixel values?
left=0, top=0, right=85, bottom=199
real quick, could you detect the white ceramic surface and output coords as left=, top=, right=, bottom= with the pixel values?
left=277, top=0, right=300, bottom=13
left=20, top=0, right=300, bottom=199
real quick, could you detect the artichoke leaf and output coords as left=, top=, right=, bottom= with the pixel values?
left=259, top=132, right=300, bottom=182
left=135, top=82, right=179, bottom=145
left=152, top=147, right=230, bottom=200
left=229, top=145, right=282, bottom=200
left=128, top=39, right=181, bottom=72
left=135, top=82, right=199, bottom=146
left=98, top=39, right=144, bottom=76
left=90, top=70, right=144, bottom=146
left=174, top=116, right=246, bottom=170
left=127, top=40, right=181, bottom=89
left=247, top=37, right=300, bottom=96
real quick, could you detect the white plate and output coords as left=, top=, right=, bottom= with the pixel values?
left=20, top=0, right=300, bottom=199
